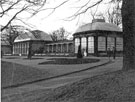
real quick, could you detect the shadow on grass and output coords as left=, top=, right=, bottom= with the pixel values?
left=5, top=57, right=20, bottom=59
left=23, top=58, right=44, bottom=60
left=39, top=58, right=100, bottom=65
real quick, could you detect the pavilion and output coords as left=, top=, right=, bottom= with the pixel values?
left=73, top=19, right=123, bottom=56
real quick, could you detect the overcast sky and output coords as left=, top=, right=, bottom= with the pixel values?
left=0, top=0, right=112, bottom=35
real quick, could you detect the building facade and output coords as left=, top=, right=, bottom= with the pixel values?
left=13, top=30, right=74, bottom=56
left=12, top=20, right=123, bottom=56
left=73, top=19, right=123, bottom=56
left=44, top=40, right=74, bottom=56
left=13, top=30, right=52, bottom=55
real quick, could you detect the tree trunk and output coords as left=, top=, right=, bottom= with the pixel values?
left=28, top=41, right=32, bottom=59
left=121, top=0, right=135, bottom=70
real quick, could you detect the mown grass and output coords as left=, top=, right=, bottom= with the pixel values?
left=3, top=68, right=135, bottom=102
left=22, top=69, right=135, bottom=102
left=42, top=69, right=135, bottom=102
left=39, top=58, right=100, bottom=65
left=1, top=61, right=52, bottom=88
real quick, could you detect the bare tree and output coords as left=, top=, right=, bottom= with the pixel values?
left=0, top=0, right=69, bottom=31
left=64, top=0, right=103, bottom=21
left=64, top=0, right=135, bottom=70
left=50, top=30, right=59, bottom=42
left=50, top=27, right=70, bottom=41
left=1, top=25, right=31, bottom=53
left=107, top=1, right=122, bottom=26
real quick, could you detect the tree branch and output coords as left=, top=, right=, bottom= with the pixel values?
left=1, top=6, right=28, bottom=32
left=0, top=0, right=20, bottom=17
left=32, top=0, right=69, bottom=19
left=65, top=0, right=103, bottom=21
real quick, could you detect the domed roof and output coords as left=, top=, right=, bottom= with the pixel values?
left=75, top=19, right=122, bottom=34
left=14, top=30, right=52, bottom=42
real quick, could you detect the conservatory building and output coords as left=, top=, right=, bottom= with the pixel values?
left=73, top=19, right=123, bottom=56
left=13, top=30, right=52, bottom=55
left=13, top=30, right=74, bottom=56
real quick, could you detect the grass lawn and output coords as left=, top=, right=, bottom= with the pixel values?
left=39, top=58, right=100, bottom=65
left=1, top=61, right=52, bottom=88
left=23, top=69, right=135, bottom=102
left=43, top=69, right=135, bottom=102
left=3, top=68, right=135, bottom=102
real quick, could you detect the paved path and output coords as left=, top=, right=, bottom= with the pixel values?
left=19, top=57, right=122, bottom=91
left=2, top=56, right=109, bottom=76
left=2, top=56, right=122, bottom=97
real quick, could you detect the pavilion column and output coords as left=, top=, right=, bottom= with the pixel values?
left=63, top=44, right=65, bottom=55
left=16, top=43, right=19, bottom=54
left=15, top=44, right=16, bottom=54
left=25, top=43, right=26, bottom=54
left=61, top=44, right=62, bottom=53
left=114, top=37, right=117, bottom=49
left=21, top=43, right=22, bottom=54
left=48, top=45, right=49, bottom=53
left=54, top=45, right=56, bottom=54
left=18, top=43, right=19, bottom=54
left=25, top=42, right=27, bottom=54
left=22, top=43, right=23, bottom=54
left=19, top=43, right=21, bottom=54
left=105, top=36, right=108, bottom=52
left=79, top=37, right=82, bottom=48
left=67, top=43, right=69, bottom=53
left=47, top=45, right=48, bottom=53
left=50, top=45, right=51, bottom=53
left=25, top=43, right=27, bottom=55
left=86, top=36, right=88, bottom=56
left=58, top=44, right=60, bottom=53
left=13, top=44, right=15, bottom=54
left=27, top=42, right=29, bottom=55
left=73, top=37, right=75, bottom=54
left=49, top=45, right=51, bottom=53
left=56, top=44, right=58, bottom=53
left=52, top=45, right=54, bottom=53
left=94, top=36, right=98, bottom=56
left=19, top=43, right=20, bottom=54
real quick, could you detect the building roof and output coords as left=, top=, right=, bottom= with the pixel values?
left=14, top=30, right=52, bottom=42
left=75, top=19, right=122, bottom=34
left=46, top=40, right=73, bottom=45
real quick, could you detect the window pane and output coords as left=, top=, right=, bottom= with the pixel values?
left=81, top=37, right=86, bottom=49
left=116, top=37, right=123, bottom=51
left=88, top=37, right=94, bottom=53
left=75, top=38, right=80, bottom=53
left=107, top=37, right=115, bottom=49
left=98, top=37, right=106, bottom=51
